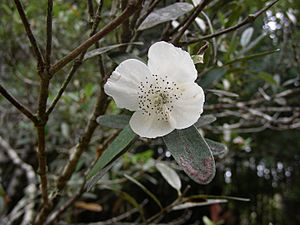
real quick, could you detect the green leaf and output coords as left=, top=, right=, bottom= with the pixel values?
left=200, top=68, right=227, bottom=88
left=172, top=199, right=227, bottom=211
left=163, top=126, right=216, bottom=184
left=87, top=125, right=137, bottom=179
left=225, top=49, right=280, bottom=65
left=96, top=114, right=131, bottom=129
left=256, top=72, right=277, bottom=85
left=192, top=54, right=204, bottom=64
left=205, top=139, right=228, bottom=158
left=84, top=42, right=143, bottom=60
left=194, top=115, right=217, bottom=128
left=240, top=27, right=254, bottom=47
left=125, top=174, right=162, bottom=209
left=156, top=162, right=181, bottom=193
left=85, top=159, right=117, bottom=191
left=203, top=216, right=217, bottom=225
left=138, top=3, right=193, bottom=30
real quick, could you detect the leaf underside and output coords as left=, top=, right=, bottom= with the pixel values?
left=163, top=125, right=216, bottom=184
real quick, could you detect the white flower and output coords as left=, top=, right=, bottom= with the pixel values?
left=104, top=41, right=205, bottom=138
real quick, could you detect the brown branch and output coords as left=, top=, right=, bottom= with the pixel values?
left=46, top=0, right=53, bottom=74
left=35, top=2, right=109, bottom=223
left=171, top=0, right=211, bottom=45
left=13, top=0, right=44, bottom=72
left=56, top=89, right=108, bottom=190
left=33, top=77, right=51, bottom=225
left=49, top=0, right=139, bottom=75
left=184, top=0, right=279, bottom=44
left=129, top=0, right=160, bottom=46
left=46, top=1, right=104, bottom=116
left=135, top=0, right=161, bottom=29
left=87, top=0, right=95, bottom=21
left=46, top=60, right=82, bottom=115
left=45, top=181, right=86, bottom=225
left=34, top=125, right=51, bottom=225
left=0, top=83, right=38, bottom=124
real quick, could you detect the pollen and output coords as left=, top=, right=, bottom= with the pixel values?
left=137, top=75, right=182, bottom=121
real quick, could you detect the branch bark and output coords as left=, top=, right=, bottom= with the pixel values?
left=56, top=89, right=108, bottom=190
left=0, top=83, right=38, bottom=124
left=183, top=0, right=279, bottom=44
left=13, top=0, right=44, bottom=73
left=45, top=0, right=53, bottom=74
left=49, top=0, right=139, bottom=75
left=171, top=0, right=211, bottom=44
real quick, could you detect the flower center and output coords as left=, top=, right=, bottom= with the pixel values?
left=137, top=74, right=182, bottom=121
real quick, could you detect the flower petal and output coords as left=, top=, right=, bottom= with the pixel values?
left=104, top=59, right=152, bottom=111
left=129, top=111, right=174, bottom=138
left=168, top=83, right=205, bottom=129
left=148, top=41, right=197, bottom=83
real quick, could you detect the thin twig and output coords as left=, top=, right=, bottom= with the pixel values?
left=183, top=0, right=279, bottom=44
left=46, top=59, right=82, bottom=115
left=46, top=0, right=53, bottom=74
left=56, top=89, right=108, bottom=190
left=135, top=0, right=161, bottom=29
left=87, top=0, right=95, bottom=21
left=171, top=0, right=211, bottom=44
left=13, top=0, right=44, bottom=73
left=0, top=83, right=38, bottom=124
left=46, top=1, right=104, bottom=116
left=50, top=0, right=140, bottom=75
left=45, top=181, right=86, bottom=225
left=129, top=0, right=161, bottom=46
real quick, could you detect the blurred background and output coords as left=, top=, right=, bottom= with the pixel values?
left=0, top=0, right=300, bottom=224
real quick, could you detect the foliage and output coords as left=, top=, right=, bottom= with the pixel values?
left=0, top=0, right=300, bottom=225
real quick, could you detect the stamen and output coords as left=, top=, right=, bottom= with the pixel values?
left=137, top=75, right=182, bottom=121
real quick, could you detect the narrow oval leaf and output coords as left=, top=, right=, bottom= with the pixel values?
left=138, top=3, right=194, bottom=30
left=205, top=139, right=228, bottom=158
left=163, top=126, right=216, bottom=184
left=86, top=159, right=117, bottom=191
left=96, top=114, right=131, bottom=129
left=225, top=49, right=280, bottom=65
left=84, top=42, right=143, bottom=60
left=156, top=162, right=181, bottom=192
left=194, top=114, right=217, bottom=128
left=172, top=199, right=227, bottom=211
left=200, top=67, right=227, bottom=88
left=125, top=174, right=162, bottom=209
left=257, top=72, right=277, bottom=85
left=240, top=27, right=254, bottom=47
left=87, top=125, right=137, bottom=179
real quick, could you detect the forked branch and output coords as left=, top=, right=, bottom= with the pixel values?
left=13, top=0, right=44, bottom=72
left=50, top=0, right=140, bottom=75
left=183, top=0, right=279, bottom=44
